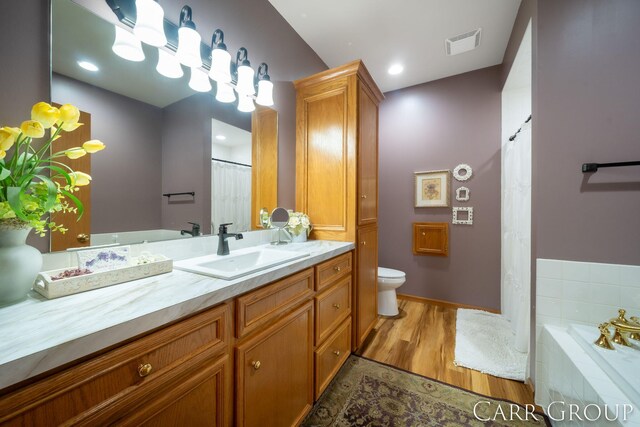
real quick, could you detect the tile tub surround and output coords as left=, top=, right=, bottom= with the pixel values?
left=0, top=239, right=354, bottom=390
left=535, top=259, right=640, bottom=425
left=536, top=326, right=640, bottom=426
left=536, top=259, right=640, bottom=345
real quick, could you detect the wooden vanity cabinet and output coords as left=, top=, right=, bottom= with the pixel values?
left=295, top=60, right=383, bottom=349
left=0, top=303, right=232, bottom=427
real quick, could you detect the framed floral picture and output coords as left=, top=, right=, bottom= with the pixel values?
left=414, top=170, right=451, bottom=207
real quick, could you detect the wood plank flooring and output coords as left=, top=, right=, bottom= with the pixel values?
left=357, top=298, right=535, bottom=407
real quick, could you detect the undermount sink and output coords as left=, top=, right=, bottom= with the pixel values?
left=174, top=246, right=310, bottom=280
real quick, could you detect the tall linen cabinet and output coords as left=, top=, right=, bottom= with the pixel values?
left=294, top=60, right=383, bottom=348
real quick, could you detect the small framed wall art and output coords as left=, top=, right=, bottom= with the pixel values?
left=452, top=207, right=474, bottom=225
left=453, top=164, right=473, bottom=181
left=414, top=170, right=450, bottom=208
left=455, top=186, right=470, bottom=201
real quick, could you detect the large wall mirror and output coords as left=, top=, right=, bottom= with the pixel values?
left=49, top=0, right=278, bottom=252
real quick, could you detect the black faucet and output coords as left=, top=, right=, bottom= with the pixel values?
left=217, top=223, right=243, bottom=255
left=181, top=222, right=201, bottom=237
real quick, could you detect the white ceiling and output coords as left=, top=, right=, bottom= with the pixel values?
left=212, top=119, right=252, bottom=148
left=268, top=0, right=522, bottom=92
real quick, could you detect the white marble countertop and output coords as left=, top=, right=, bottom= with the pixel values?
left=0, top=240, right=354, bottom=390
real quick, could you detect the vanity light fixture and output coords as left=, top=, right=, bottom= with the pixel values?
left=176, top=6, right=202, bottom=68
left=112, top=26, right=145, bottom=61
left=237, top=94, right=256, bottom=113
left=255, top=63, right=274, bottom=106
left=156, top=48, right=183, bottom=78
left=133, top=0, right=167, bottom=47
left=188, top=67, right=212, bottom=92
left=105, top=0, right=274, bottom=112
left=215, top=82, right=236, bottom=103
left=209, top=30, right=232, bottom=84
left=235, top=48, right=255, bottom=96
left=77, top=60, right=99, bottom=72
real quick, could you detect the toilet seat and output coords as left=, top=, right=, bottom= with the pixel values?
left=378, top=267, right=405, bottom=279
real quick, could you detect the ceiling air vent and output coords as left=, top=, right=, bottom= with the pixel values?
left=445, top=28, right=482, bottom=56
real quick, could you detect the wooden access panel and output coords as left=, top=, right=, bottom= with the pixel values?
left=413, top=222, right=449, bottom=256
left=251, top=106, right=278, bottom=229
left=50, top=108, right=91, bottom=251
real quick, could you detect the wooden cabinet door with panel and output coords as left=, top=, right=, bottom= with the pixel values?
left=357, top=82, right=378, bottom=225
left=355, top=226, right=378, bottom=348
left=235, top=301, right=314, bottom=427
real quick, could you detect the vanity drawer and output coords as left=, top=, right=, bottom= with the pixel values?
left=236, top=268, right=315, bottom=339
left=315, top=275, right=352, bottom=345
left=0, top=303, right=231, bottom=426
left=315, top=252, right=352, bottom=292
left=314, top=318, right=351, bottom=399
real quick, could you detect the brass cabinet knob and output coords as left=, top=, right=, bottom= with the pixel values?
left=421, top=232, right=426, bottom=236
left=361, top=241, right=366, bottom=246
left=334, top=266, right=341, bottom=272
left=361, top=195, right=367, bottom=199
left=332, top=303, right=341, bottom=310
left=333, top=350, right=340, bottom=357
left=252, top=360, right=261, bottom=370
left=137, top=363, right=153, bottom=377
left=77, top=233, right=89, bottom=243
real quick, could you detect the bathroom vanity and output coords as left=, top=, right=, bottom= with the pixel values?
left=0, top=240, right=355, bottom=427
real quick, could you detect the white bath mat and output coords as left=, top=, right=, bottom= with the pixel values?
left=454, top=308, right=527, bottom=381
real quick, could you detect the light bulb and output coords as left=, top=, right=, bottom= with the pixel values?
left=209, top=48, right=232, bottom=83
left=216, top=82, right=236, bottom=103
left=133, top=0, right=167, bottom=47
left=256, top=79, right=274, bottom=106
left=112, top=26, right=145, bottom=62
left=176, top=26, right=202, bottom=68
left=189, top=67, right=212, bottom=92
left=236, top=64, right=255, bottom=95
left=237, top=95, right=255, bottom=113
left=156, top=49, right=183, bottom=78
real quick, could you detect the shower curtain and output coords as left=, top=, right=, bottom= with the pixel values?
left=501, top=120, right=532, bottom=354
left=212, top=160, right=251, bottom=233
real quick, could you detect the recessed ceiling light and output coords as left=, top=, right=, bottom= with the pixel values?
left=388, top=64, right=404, bottom=75
left=77, top=61, right=99, bottom=72
left=215, top=135, right=226, bottom=141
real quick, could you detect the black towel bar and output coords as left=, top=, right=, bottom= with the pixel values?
left=163, top=192, right=195, bottom=198
left=582, top=161, right=640, bottom=173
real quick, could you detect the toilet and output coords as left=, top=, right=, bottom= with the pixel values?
left=377, top=267, right=406, bottom=316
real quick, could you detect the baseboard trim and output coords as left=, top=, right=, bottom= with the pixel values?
left=397, top=293, right=501, bottom=314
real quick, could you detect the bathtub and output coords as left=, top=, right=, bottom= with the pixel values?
left=536, top=325, right=640, bottom=426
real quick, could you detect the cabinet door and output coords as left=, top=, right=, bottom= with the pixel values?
left=236, top=301, right=314, bottom=427
left=116, top=354, right=230, bottom=427
left=355, top=226, right=378, bottom=348
left=295, top=76, right=357, bottom=242
left=357, top=82, right=378, bottom=225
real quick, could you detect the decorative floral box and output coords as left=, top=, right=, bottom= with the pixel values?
left=34, top=255, right=173, bottom=299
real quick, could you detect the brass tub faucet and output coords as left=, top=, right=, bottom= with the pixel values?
left=595, top=309, right=640, bottom=350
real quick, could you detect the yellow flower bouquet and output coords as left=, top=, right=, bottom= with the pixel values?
left=0, top=102, right=105, bottom=236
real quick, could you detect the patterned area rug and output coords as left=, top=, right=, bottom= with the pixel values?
left=302, top=355, right=549, bottom=426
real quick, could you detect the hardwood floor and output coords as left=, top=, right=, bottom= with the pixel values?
left=357, top=298, right=535, bottom=407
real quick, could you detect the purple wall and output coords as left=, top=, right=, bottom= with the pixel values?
left=52, top=73, right=163, bottom=233
left=379, top=66, right=503, bottom=311
left=535, top=0, right=640, bottom=264
left=0, top=0, right=50, bottom=252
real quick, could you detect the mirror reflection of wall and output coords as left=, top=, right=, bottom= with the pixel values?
left=211, top=119, right=252, bottom=234
left=50, top=0, right=277, bottom=252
